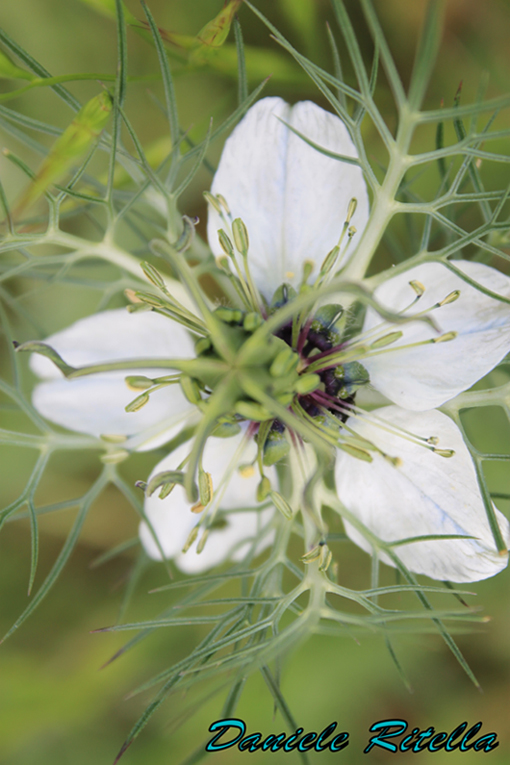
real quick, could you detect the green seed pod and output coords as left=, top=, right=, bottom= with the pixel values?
left=312, top=304, right=345, bottom=346
left=269, top=283, right=297, bottom=312
left=263, top=427, right=290, bottom=466
left=340, top=361, right=370, bottom=394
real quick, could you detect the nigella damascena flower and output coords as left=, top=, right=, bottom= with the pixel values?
left=30, top=97, right=510, bottom=581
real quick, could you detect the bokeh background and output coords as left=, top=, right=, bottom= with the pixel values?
left=1, top=1, right=510, bottom=763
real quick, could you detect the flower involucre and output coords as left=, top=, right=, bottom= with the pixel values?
left=30, top=97, right=510, bottom=583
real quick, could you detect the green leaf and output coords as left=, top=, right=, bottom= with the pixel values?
left=0, top=48, right=36, bottom=81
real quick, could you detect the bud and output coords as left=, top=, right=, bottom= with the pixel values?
left=180, top=375, right=202, bottom=404
left=294, top=373, right=321, bottom=395
left=269, top=490, right=293, bottom=520
left=370, top=331, right=403, bottom=349
left=257, top=475, right=271, bottom=502
left=232, top=217, right=249, bottom=255
left=125, top=375, right=154, bottom=390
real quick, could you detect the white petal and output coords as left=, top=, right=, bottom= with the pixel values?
left=335, top=406, right=509, bottom=582
left=140, top=432, right=275, bottom=573
left=207, top=97, right=369, bottom=298
left=30, top=308, right=195, bottom=379
left=31, top=308, right=196, bottom=444
left=33, top=376, right=192, bottom=441
left=363, top=261, right=510, bottom=410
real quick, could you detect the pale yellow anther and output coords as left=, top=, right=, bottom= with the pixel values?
left=216, top=193, right=231, bottom=215
left=182, top=525, right=199, bottom=553
left=285, top=271, right=295, bottom=280
left=434, top=448, right=455, bottom=458
left=203, top=190, right=222, bottom=213
left=196, top=529, right=209, bottom=554
left=346, top=197, right=358, bottom=223
left=409, top=280, right=425, bottom=297
left=433, top=331, right=458, bottom=343
left=191, top=502, right=205, bottom=514
left=438, top=290, right=461, bottom=307
left=124, top=288, right=142, bottom=303
left=239, top=465, right=255, bottom=479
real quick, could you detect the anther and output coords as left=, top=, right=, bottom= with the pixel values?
left=203, top=190, right=222, bottom=213
left=433, top=331, right=458, bottom=343
left=370, top=331, right=403, bottom=349
left=232, top=217, right=249, bottom=255
left=409, top=280, right=425, bottom=297
left=216, top=193, right=231, bottom=215
left=438, top=290, right=461, bottom=307
left=346, top=197, right=358, bottom=223
left=434, top=448, right=455, bottom=458
left=182, top=525, right=199, bottom=553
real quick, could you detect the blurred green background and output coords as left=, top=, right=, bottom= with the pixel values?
left=1, top=1, right=510, bottom=763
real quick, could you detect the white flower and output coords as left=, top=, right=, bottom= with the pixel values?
left=31, top=97, right=510, bottom=582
